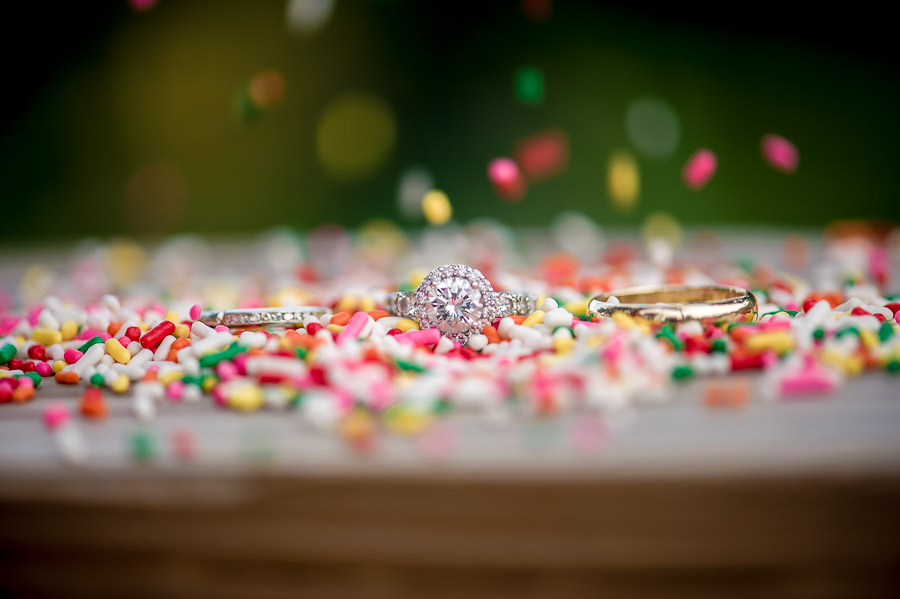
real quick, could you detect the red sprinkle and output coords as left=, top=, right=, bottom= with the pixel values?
left=27, top=345, right=46, bottom=360
left=125, top=326, right=142, bottom=342
left=306, top=322, right=323, bottom=336
left=140, top=320, right=176, bottom=349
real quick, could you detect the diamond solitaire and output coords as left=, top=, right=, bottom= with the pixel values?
left=386, top=264, right=538, bottom=343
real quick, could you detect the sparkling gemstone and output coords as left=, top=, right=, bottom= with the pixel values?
left=423, top=276, right=484, bottom=335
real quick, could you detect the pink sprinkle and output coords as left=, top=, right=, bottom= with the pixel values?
left=216, top=361, right=239, bottom=381
left=779, top=355, right=837, bottom=397
left=0, top=316, right=18, bottom=337
left=189, top=304, right=202, bottom=321
left=487, top=157, right=526, bottom=201
left=396, top=327, right=441, bottom=346
left=117, top=336, right=133, bottom=349
left=761, top=134, right=799, bottom=173
left=571, top=414, right=607, bottom=454
left=337, top=311, right=372, bottom=345
left=35, top=362, right=53, bottom=377
left=418, top=421, right=456, bottom=460
left=63, top=349, right=83, bottom=364
left=211, top=385, right=227, bottom=407
left=27, top=306, right=41, bottom=327
left=43, top=402, right=70, bottom=430
left=215, top=325, right=230, bottom=333
left=682, top=149, right=717, bottom=190
left=166, top=381, right=185, bottom=402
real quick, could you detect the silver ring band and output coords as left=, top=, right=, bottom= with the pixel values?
left=199, top=306, right=330, bottom=329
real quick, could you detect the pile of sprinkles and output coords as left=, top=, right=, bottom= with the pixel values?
left=1, top=224, right=898, bottom=465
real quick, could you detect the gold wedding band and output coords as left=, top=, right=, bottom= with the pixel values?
left=587, top=285, right=757, bottom=324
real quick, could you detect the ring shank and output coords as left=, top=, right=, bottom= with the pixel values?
left=588, top=285, right=757, bottom=324
left=199, top=306, right=330, bottom=329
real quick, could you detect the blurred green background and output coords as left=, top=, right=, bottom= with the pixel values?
left=1, top=0, right=897, bottom=240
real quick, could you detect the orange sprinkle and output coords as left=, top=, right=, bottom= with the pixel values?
left=367, top=310, right=390, bottom=320
left=283, top=330, right=304, bottom=345
left=12, top=385, right=35, bottom=403
left=166, top=349, right=179, bottom=362
left=141, top=369, right=158, bottom=383
left=702, top=380, right=749, bottom=409
left=330, top=311, right=351, bottom=326
left=54, top=371, right=80, bottom=384
left=107, top=321, right=123, bottom=336
left=482, top=325, right=501, bottom=344
left=171, top=337, right=191, bottom=350
left=510, top=315, right=527, bottom=324
left=79, top=388, right=107, bottom=420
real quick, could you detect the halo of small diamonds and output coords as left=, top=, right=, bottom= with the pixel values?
left=413, top=264, right=498, bottom=343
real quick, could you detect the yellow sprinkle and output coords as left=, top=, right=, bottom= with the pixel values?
left=202, top=376, right=217, bottom=392
left=0, top=371, right=9, bottom=379
left=553, top=334, right=575, bottom=354
left=158, top=371, right=184, bottom=386
left=522, top=310, right=545, bottom=327
left=383, top=409, right=432, bottom=435
left=408, top=270, right=427, bottom=288
left=60, top=320, right=78, bottom=341
left=422, top=189, right=452, bottom=225
left=335, top=296, right=358, bottom=312
left=14, top=335, right=25, bottom=345
left=138, top=322, right=150, bottom=331
left=359, top=297, right=376, bottom=312
left=111, top=375, right=130, bottom=394
left=229, top=385, right=264, bottom=412
left=52, top=360, right=66, bottom=373
left=32, top=328, right=62, bottom=346
left=611, top=312, right=636, bottom=329
left=821, top=350, right=863, bottom=377
left=105, top=338, right=131, bottom=364
left=395, top=319, right=420, bottom=332
left=859, top=329, right=878, bottom=351
left=564, top=298, right=590, bottom=315
left=745, top=331, right=794, bottom=355
left=164, top=310, right=179, bottom=324
left=173, top=324, right=190, bottom=338
left=326, top=323, right=344, bottom=334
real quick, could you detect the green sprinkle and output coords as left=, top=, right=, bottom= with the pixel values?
left=396, top=359, right=426, bottom=373
left=711, top=338, right=728, bottom=353
left=887, top=359, right=900, bottom=373
left=296, top=346, right=308, bottom=359
left=762, top=309, right=797, bottom=318
left=76, top=336, right=104, bottom=354
left=198, top=342, right=246, bottom=368
left=129, top=429, right=155, bottom=462
left=90, top=372, right=105, bottom=387
left=399, top=284, right=416, bottom=292
left=879, top=322, right=894, bottom=343
left=182, top=375, right=205, bottom=387
left=0, top=343, right=16, bottom=365
left=813, top=328, right=826, bottom=340
left=672, top=365, right=693, bottom=380
left=288, top=393, right=304, bottom=408
left=655, top=326, right=683, bottom=351
left=835, top=327, right=860, bottom=339
left=514, top=66, right=544, bottom=105
left=552, top=326, right=574, bottom=336
left=433, top=398, right=452, bottom=414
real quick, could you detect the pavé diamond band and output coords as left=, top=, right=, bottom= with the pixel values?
left=199, top=306, right=330, bottom=329
left=588, top=285, right=757, bottom=324
left=386, top=264, right=538, bottom=343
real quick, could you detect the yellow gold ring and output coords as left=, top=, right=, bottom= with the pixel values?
left=587, top=284, right=757, bottom=324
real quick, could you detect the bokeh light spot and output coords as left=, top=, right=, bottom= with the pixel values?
left=514, top=66, right=544, bottom=105
left=286, top=0, right=334, bottom=34
left=316, top=92, right=397, bottom=181
left=129, top=0, right=158, bottom=12
left=607, top=151, right=639, bottom=211
left=521, top=0, right=552, bottom=21
left=682, top=149, right=717, bottom=190
left=625, top=97, right=681, bottom=159
left=487, top=157, right=526, bottom=202
left=397, top=166, right=433, bottom=220
left=642, top=212, right=683, bottom=249
left=761, top=133, right=799, bottom=173
left=249, top=69, right=286, bottom=108
left=514, top=128, right=569, bottom=182
left=422, top=189, right=452, bottom=226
